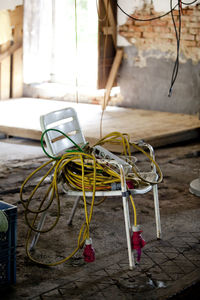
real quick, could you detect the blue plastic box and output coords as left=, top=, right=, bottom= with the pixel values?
left=0, top=201, right=17, bottom=286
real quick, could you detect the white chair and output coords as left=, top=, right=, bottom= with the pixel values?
left=30, top=107, right=161, bottom=269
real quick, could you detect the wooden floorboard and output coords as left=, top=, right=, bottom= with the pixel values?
left=0, top=98, right=199, bottom=150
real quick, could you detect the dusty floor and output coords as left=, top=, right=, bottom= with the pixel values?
left=0, top=137, right=200, bottom=299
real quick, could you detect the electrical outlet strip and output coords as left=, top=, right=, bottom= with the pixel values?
left=93, top=145, right=130, bottom=167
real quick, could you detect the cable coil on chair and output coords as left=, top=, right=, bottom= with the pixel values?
left=20, top=131, right=163, bottom=266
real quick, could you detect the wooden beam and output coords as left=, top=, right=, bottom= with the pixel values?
left=103, top=26, right=114, bottom=35
left=0, top=41, right=22, bottom=63
left=0, top=41, right=11, bottom=99
left=12, top=23, right=23, bottom=98
left=12, top=46, right=23, bottom=98
left=102, top=48, right=124, bottom=110
left=103, top=0, right=116, bottom=48
left=0, top=125, right=41, bottom=140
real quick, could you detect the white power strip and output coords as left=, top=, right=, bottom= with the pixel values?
left=93, top=145, right=130, bottom=167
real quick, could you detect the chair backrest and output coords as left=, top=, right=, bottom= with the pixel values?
left=40, top=107, right=86, bottom=156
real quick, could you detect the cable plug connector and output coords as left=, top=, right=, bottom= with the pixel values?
left=131, top=225, right=146, bottom=262
left=83, top=238, right=95, bottom=263
left=168, top=87, right=172, bottom=97
left=126, top=180, right=134, bottom=189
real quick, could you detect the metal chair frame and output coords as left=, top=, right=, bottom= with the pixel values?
left=30, top=107, right=161, bottom=269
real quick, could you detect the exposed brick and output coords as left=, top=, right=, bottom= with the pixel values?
left=180, top=27, right=189, bottom=34
left=134, top=21, right=151, bottom=26
left=137, top=38, right=149, bottom=45
left=185, top=22, right=200, bottom=28
left=121, top=31, right=142, bottom=38
left=126, top=18, right=134, bottom=25
left=171, top=10, right=180, bottom=16
left=142, top=31, right=158, bottom=39
left=159, top=38, right=174, bottom=44
left=118, top=2, right=200, bottom=62
left=151, top=20, right=168, bottom=26
left=181, top=34, right=195, bottom=41
left=129, top=25, right=154, bottom=33
left=119, top=25, right=129, bottom=32
left=153, top=27, right=171, bottom=33
left=143, top=26, right=154, bottom=32
left=191, top=9, right=200, bottom=16
left=129, top=25, right=143, bottom=32
left=196, top=35, right=200, bottom=41
left=158, top=33, right=175, bottom=41
left=183, top=9, right=194, bottom=16
left=167, top=20, right=181, bottom=28
left=181, top=40, right=197, bottom=47
left=189, top=16, right=199, bottom=22
left=189, top=28, right=199, bottom=35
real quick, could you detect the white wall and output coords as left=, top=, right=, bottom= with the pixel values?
left=118, top=0, right=200, bottom=25
left=0, top=0, right=23, bottom=10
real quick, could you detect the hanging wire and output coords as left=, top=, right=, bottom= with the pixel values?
left=75, top=0, right=79, bottom=103
left=116, top=0, right=198, bottom=97
left=181, top=0, right=199, bottom=4
left=116, top=0, right=198, bottom=21
left=116, top=1, right=179, bottom=21
left=168, top=0, right=182, bottom=97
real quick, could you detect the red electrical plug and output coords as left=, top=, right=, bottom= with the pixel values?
left=83, top=238, right=95, bottom=263
left=126, top=180, right=134, bottom=190
left=131, top=225, right=146, bottom=262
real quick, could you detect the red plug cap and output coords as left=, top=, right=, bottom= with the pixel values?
left=131, top=225, right=146, bottom=262
left=83, top=238, right=95, bottom=263
left=126, top=180, right=134, bottom=189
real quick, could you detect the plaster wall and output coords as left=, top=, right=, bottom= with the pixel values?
left=0, top=0, right=23, bottom=11
left=119, top=46, right=200, bottom=114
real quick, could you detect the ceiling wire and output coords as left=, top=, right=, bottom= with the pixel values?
left=75, top=0, right=78, bottom=103
left=168, top=0, right=182, bottom=97
left=116, top=2, right=178, bottom=22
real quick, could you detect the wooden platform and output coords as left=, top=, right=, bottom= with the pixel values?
left=0, top=98, right=199, bottom=150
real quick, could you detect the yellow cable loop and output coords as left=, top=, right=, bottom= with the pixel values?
left=80, top=154, right=89, bottom=239
left=20, top=159, right=55, bottom=212
left=24, top=152, right=99, bottom=266
left=20, top=160, right=61, bottom=234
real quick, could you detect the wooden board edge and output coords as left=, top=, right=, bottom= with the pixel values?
left=0, top=126, right=41, bottom=140
left=0, top=126, right=199, bottom=152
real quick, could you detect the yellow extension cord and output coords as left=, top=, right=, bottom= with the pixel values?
left=20, top=132, right=163, bottom=266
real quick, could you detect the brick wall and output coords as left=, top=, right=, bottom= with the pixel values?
left=118, top=3, right=200, bottom=63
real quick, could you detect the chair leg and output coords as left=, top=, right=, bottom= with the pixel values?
left=153, top=184, right=161, bottom=239
left=118, top=164, right=135, bottom=269
left=29, top=188, right=54, bottom=251
left=29, top=211, right=47, bottom=251
left=67, top=196, right=80, bottom=225
left=122, top=195, right=135, bottom=270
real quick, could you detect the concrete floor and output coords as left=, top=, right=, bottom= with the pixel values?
left=0, top=136, right=200, bottom=299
